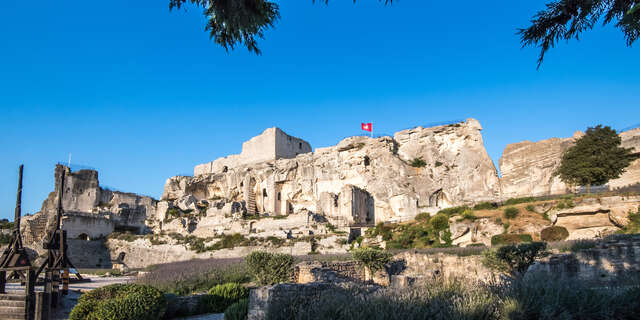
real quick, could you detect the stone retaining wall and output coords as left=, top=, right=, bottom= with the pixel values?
left=294, top=261, right=364, bottom=283
left=528, top=236, right=640, bottom=285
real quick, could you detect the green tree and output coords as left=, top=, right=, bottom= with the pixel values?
left=520, top=0, right=640, bottom=68
left=556, top=125, right=636, bottom=193
left=169, top=0, right=391, bottom=54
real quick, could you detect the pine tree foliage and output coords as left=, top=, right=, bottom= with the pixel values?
left=169, top=0, right=392, bottom=54
left=520, top=0, right=640, bottom=68
left=556, top=125, right=636, bottom=190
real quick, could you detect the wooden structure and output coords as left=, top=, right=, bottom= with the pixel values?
left=35, top=165, right=83, bottom=308
left=0, top=165, right=36, bottom=319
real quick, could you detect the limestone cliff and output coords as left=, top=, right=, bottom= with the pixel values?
left=500, top=127, right=640, bottom=198
left=158, top=119, right=501, bottom=235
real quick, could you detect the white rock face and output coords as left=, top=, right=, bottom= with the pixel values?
left=500, top=127, right=640, bottom=198
left=161, top=119, right=501, bottom=229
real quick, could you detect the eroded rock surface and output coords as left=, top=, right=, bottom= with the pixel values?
left=500, top=127, right=640, bottom=198
left=160, top=119, right=501, bottom=235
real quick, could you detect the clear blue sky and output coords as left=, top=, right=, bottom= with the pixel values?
left=1, top=0, right=638, bottom=220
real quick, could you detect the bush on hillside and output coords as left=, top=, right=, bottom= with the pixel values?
left=491, top=234, right=532, bottom=246
left=414, top=212, right=430, bottom=223
left=429, top=214, right=449, bottom=231
left=197, top=283, right=249, bottom=314
left=483, top=242, right=548, bottom=278
left=352, top=247, right=392, bottom=272
left=621, top=208, right=640, bottom=234
left=504, top=197, right=536, bottom=206
left=473, top=202, right=498, bottom=210
left=410, top=157, right=427, bottom=168
left=69, top=284, right=166, bottom=320
left=540, top=226, right=569, bottom=241
left=503, top=207, right=520, bottom=219
left=245, top=251, right=294, bottom=286
left=224, top=298, right=249, bottom=320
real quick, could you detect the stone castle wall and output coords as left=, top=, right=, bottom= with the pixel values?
left=194, top=127, right=312, bottom=176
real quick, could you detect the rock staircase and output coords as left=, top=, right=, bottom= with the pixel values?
left=0, top=290, right=28, bottom=320
left=247, top=190, right=257, bottom=215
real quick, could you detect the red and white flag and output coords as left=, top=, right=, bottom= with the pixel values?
left=361, top=123, right=372, bottom=132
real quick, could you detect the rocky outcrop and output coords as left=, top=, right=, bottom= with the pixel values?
left=22, top=165, right=158, bottom=245
left=450, top=218, right=503, bottom=247
left=547, top=196, right=640, bottom=240
left=500, top=127, right=640, bottom=199
left=160, top=119, right=501, bottom=233
left=499, top=133, right=579, bottom=198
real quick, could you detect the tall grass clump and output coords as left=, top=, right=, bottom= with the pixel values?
left=136, top=258, right=250, bottom=295
left=264, top=275, right=640, bottom=320
left=265, top=279, right=503, bottom=320
left=225, top=298, right=249, bottom=320
left=245, top=251, right=295, bottom=286
left=197, top=283, right=249, bottom=313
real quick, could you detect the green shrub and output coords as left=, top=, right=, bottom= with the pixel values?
left=429, top=213, right=449, bottom=231
left=525, top=204, right=535, bottom=212
left=352, top=247, right=392, bottom=272
left=504, top=197, right=536, bottom=206
left=491, top=234, right=532, bottom=246
left=224, top=298, right=249, bottom=320
left=198, top=283, right=249, bottom=313
left=210, top=234, right=251, bottom=250
left=414, top=212, right=430, bottom=223
left=0, top=220, right=14, bottom=229
left=621, top=209, right=640, bottom=234
left=473, top=202, right=497, bottom=210
left=366, top=222, right=394, bottom=241
left=0, top=233, right=11, bottom=245
left=410, top=157, right=427, bottom=168
left=540, top=226, right=569, bottom=241
left=503, top=207, right=520, bottom=219
left=482, top=242, right=548, bottom=278
left=245, top=251, right=294, bottom=286
left=69, top=284, right=166, bottom=320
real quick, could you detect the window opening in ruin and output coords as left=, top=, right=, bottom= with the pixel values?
left=77, top=233, right=90, bottom=241
left=240, top=182, right=244, bottom=187
left=333, top=195, right=338, bottom=207
left=222, top=166, right=228, bottom=173
left=263, top=188, right=267, bottom=197
left=299, top=142, right=302, bottom=149
left=288, top=203, right=293, bottom=214
left=363, top=156, right=370, bottom=166
left=278, top=192, right=281, bottom=200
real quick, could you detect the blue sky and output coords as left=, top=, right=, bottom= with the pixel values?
left=1, top=0, right=638, bottom=220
